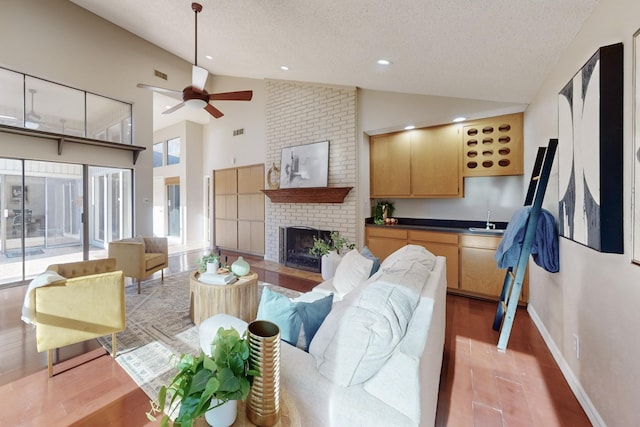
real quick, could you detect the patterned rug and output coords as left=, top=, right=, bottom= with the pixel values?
left=96, top=271, right=300, bottom=402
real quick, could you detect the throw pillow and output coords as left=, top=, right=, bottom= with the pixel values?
left=332, top=249, right=374, bottom=295
left=309, top=281, right=419, bottom=387
left=360, top=246, right=381, bottom=277
left=381, top=244, right=436, bottom=271
left=257, top=287, right=333, bottom=351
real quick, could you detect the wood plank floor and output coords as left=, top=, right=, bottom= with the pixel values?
left=0, top=249, right=590, bottom=426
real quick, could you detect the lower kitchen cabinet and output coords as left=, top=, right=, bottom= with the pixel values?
left=364, top=225, right=528, bottom=303
left=407, top=229, right=459, bottom=291
left=459, top=234, right=528, bottom=303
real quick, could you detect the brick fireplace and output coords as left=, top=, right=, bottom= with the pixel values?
left=264, top=80, right=358, bottom=263
left=280, top=226, right=331, bottom=273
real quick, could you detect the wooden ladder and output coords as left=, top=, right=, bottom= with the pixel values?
left=492, top=138, right=558, bottom=351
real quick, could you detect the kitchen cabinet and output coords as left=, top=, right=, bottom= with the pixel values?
left=408, top=229, right=459, bottom=290
left=459, top=234, right=528, bottom=302
left=410, top=126, right=462, bottom=197
left=462, top=112, right=524, bottom=177
left=365, top=225, right=528, bottom=303
left=365, top=226, right=408, bottom=261
left=370, top=132, right=411, bottom=197
left=370, top=126, right=462, bottom=198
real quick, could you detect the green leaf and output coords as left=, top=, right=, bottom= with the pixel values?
left=188, top=368, right=212, bottom=395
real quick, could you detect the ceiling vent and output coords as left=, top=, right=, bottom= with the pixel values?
left=154, top=70, right=168, bottom=80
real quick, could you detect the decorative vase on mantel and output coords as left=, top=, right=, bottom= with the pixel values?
left=321, top=250, right=342, bottom=280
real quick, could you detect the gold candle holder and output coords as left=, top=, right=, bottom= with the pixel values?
left=246, top=320, right=281, bottom=427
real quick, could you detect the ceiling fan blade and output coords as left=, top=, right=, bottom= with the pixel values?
left=162, top=102, right=186, bottom=115
left=192, top=65, right=209, bottom=91
left=137, top=83, right=183, bottom=99
left=204, top=103, right=224, bottom=119
left=208, top=91, right=253, bottom=101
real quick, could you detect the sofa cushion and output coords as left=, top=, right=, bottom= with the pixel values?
left=310, top=269, right=423, bottom=386
left=360, top=246, right=381, bottom=277
left=257, top=287, right=333, bottom=351
left=333, top=249, right=373, bottom=295
left=380, top=244, right=436, bottom=271
left=144, top=253, right=165, bottom=270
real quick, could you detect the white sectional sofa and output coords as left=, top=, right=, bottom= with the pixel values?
left=280, top=245, right=447, bottom=426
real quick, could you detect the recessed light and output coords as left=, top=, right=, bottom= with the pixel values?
left=404, top=125, right=415, bottom=130
left=377, top=59, right=392, bottom=65
left=205, top=55, right=213, bottom=60
left=453, top=117, right=466, bottom=122
left=280, top=66, right=289, bottom=71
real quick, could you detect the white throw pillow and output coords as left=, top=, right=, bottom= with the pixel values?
left=380, top=244, right=436, bottom=271
left=309, top=281, right=419, bottom=387
left=332, top=249, right=373, bottom=295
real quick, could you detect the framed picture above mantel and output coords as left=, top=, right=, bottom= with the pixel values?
left=279, top=140, right=329, bottom=189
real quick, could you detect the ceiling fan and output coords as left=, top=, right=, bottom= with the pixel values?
left=25, top=88, right=41, bottom=129
left=136, top=2, right=252, bottom=119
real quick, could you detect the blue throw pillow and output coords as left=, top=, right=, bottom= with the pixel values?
left=257, top=287, right=333, bottom=351
left=360, top=246, right=381, bottom=277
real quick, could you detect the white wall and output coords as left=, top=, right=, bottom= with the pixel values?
left=525, top=0, right=640, bottom=425
left=0, top=0, right=195, bottom=236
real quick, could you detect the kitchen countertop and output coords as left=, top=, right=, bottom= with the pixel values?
left=365, top=217, right=509, bottom=236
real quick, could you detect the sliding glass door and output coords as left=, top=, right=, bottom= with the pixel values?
left=0, top=158, right=132, bottom=287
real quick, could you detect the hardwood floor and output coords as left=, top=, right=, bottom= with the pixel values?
left=0, top=249, right=590, bottom=426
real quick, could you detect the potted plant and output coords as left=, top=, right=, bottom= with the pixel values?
left=147, top=327, right=258, bottom=427
left=309, top=231, right=355, bottom=280
left=309, top=231, right=355, bottom=256
left=195, top=252, right=220, bottom=274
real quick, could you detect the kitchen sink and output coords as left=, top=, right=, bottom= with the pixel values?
left=468, top=227, right=505, bottom=234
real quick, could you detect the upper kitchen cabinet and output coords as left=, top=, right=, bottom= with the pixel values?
left=370, top=125, right=462, bottom=198
left=370, top=131, right=412, bottom=197
left=411, top=125, right=462, bottom=197
left=462, top=113, right=524, bottom=177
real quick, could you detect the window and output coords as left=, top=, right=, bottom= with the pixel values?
left=167, top=137, right=181, bottom=165
left=153, top=142, right=164, bottom=167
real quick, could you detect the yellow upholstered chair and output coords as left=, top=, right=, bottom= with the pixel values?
left=33, top=258, right=126, bottom=376
left=108, top=236, right=168, bottom=293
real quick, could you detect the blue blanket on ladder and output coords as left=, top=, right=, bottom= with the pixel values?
left=494, top=206, right=559, bottom=273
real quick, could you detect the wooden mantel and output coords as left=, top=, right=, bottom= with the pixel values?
left=261, top=187, right=353, bottom=203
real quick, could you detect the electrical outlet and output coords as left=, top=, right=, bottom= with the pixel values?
left=572, top=333, right=580, bottom=359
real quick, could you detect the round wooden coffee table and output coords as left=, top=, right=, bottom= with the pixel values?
left=189, top=271, right=259, bottom=326
left=193, top=389, right=301, bottom=427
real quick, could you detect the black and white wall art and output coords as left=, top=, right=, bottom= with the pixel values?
left=279, top=140, right=329, bottom=189
left=558, top=42, right=623, bottom=253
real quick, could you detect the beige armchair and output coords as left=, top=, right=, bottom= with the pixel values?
left=108, top=236, right=168, bottom=293
left=32, top=258, right=125, bottom=376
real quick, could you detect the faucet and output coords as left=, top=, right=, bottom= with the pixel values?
left=485, top=210, right=496, bottom=230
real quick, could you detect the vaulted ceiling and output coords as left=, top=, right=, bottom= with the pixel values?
left=70, top=0, right=597, bottom=105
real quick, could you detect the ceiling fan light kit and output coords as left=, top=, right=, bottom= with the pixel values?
left=136, top=2, right=252, bottom=119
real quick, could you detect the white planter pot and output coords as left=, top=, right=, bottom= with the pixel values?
left=205, top=399, right=237, bottom=427
left=206, top=260, right=219, bottom=274
left=321, top=251, right=343, bottom=280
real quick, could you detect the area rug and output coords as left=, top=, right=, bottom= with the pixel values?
left=96, top=271, right=300, bottom=402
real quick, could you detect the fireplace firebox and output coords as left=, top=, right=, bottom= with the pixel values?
left=281, top=226, right=331, bottom=273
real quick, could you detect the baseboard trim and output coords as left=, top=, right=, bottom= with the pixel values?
left=527, top=305, right=605, bottom=427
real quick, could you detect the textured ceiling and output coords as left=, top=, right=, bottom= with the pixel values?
left=70, top=0, right=597, bottom=105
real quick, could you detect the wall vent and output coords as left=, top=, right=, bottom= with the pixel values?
left=154, top=70, right=168, bottom=80
left=233, top=128, right=244, bottom=136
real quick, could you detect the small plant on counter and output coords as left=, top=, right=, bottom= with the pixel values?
left=309, top=231, right=355, bottom=256
left=374, top=200, right=395, bottom=224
